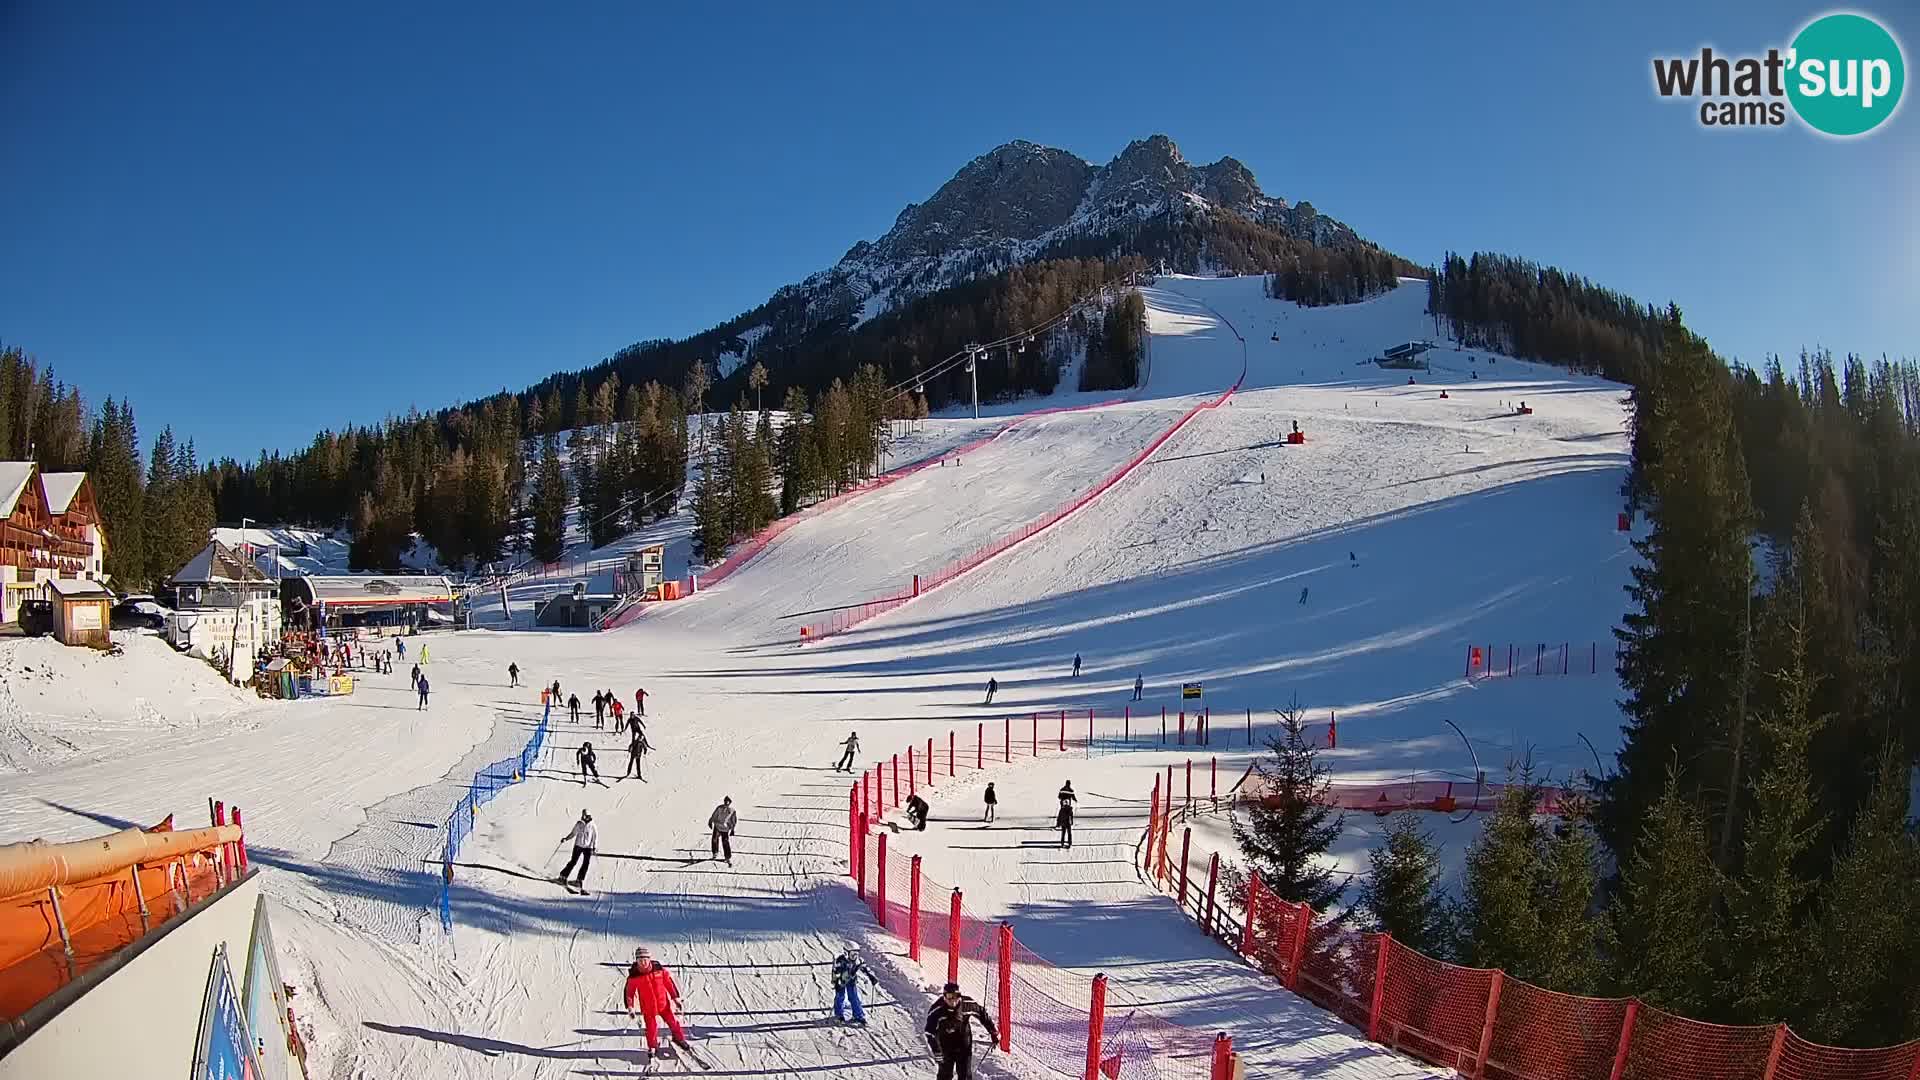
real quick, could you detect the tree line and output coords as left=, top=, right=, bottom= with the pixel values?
left=1425, top=251, right=1667, bottom=385
left=1239, top=305, right=1920, bottom=1048
left=0, top=345, right=214, bottom=588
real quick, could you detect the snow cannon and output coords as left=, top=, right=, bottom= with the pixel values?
left=1286, top=420, right=1306, bottom=445
left=1516, top=401, right=1534, bottom=415
left=800, top=626, right=811, bottom=640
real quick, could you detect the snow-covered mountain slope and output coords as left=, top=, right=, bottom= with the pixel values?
left=3, top=278, right=1630, bottom=1080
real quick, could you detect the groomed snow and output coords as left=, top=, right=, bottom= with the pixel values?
left=4, top=276, right=1634, bottom=1080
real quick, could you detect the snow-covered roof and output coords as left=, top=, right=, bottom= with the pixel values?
left=39, top=472, right=86, bottom=514
left=296, top=574, right=454, bottom=607
left=47, top=576, right=112, bottom=599
left=0, top=462, right=34, bottom=517
left=170, top=541, right=275, bottom=585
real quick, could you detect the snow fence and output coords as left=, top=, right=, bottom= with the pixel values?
left=438, top=701, right=552, bottom=933
left=845, top=724, right=1238, bottom=1080
left=1140, top=779, right=1920, bottom=1080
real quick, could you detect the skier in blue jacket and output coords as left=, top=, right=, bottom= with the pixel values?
left=832, top=945, right=878, bottom=1025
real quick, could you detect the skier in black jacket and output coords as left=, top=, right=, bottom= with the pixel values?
left=924, top=983, right=996, bottom=1080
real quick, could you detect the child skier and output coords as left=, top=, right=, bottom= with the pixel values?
left=624, top=947, right=692, bottom=1056
left=982, top=783, right=997, bottom=823
left=1056, top=781, right=1078, bottom=849
left=831, top=945, right=878, bottom=1025
left=577, top=742, right=600, bottom=784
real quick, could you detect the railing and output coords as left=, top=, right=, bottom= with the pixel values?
left=1141, top=789, right=1920, bottom=1080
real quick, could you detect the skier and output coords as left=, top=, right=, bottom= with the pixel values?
left=924, top=982, right=998, bottom=1080
left=984, top=677, right=997, bottom=705
left=508, top=661, right=520, bottom=687
left=551, top=679, right=562, bottom=706
left=610, top=696, right=625, bottom=729
left=834, top=732, right=860, bottom=773
left=626, top=710, right=647, bottom=739
left=395, top=637, right=405, bottom=660
left=416, top=673, right=430, bottom=710
left=708, top=796, right=737, bottom=864
left=831, top=944, right=878, bottom=1026
left=623, top=947, right=692, bottom=1056
left=1349, top=551, right=1358, bottom=567
left=1132, top=674, right=1144, bottom=702
left=577, top=742, right=600, bottom=784
left=619, top=728, right=650, bottom=781
left=1072, top=653, right=1082, bottom=678
left=982, top=783, right=997, bottom=823
left=1056, top=782, right=1077, bottom=849
left=568, top=693, right=582, bottom=724
left=593, top=690, right=607, bottom=729
left=905, top=792, right=929, bottom=831
left=634, top=687, right=647, bottom=717
left=1298, top=586, right=1310, bottom=605
left=557, top=810, right=596, bottom=892
left=410, top=662, right=421, bottom=689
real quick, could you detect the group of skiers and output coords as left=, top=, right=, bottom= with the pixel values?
left=977, top=657, right=1154, bottom=704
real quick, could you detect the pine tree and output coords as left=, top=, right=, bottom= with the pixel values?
left=1229, top=698, right=1345, bottom=911
left=464, top=446, right=511, bottom=566
left=748, top=361, right=769, bottom=413
left=142, top=427, right=181, bottom=579
left=690, top=446, right=728, bottom=564
left=1532, top=814, right=1603, bottom=995
left=422, top=449, right=471, bottom=568
left=1358, top=813, right=1450, bottom=956
left=88, top=398, right=146, bottom=586
left=530, top=436, right=569, bottom=564
left=777, top=386, right=811, bottom=515
left=1803, top=744, right=1920, bottom=1044
left=1461, top=778, right=1547, bottom=974
left=1608, top=769, right=1725, bottom=1016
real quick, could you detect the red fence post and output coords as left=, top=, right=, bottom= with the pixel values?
left=855, top=811, right=868, bottom=900
left=1240, top=873, right=1261, bottom=957
left=1246, top=708, right=1251, bottom=746
left=1592, top=641, right=1598, bottom=673
left=1203, top=852, right=1220, bottom=934
left=1032, top=714, right=1039, bottom=757
left=1087, top=708, right=1093, bottom=749
left=1124, top=706, right=1130, bottom=743
left=996, top=922, right=1014, bottom=1051
left=1761, top=1026, right=1788, bottom=1080
left=927, top=737, right=934, bottom=786
left=947, top=889, right=963, bottom=986
left=876, top=833, right=889, bottom=928
left=909, top=855, right=923, bottom=961
left=978, top=722, right=984, bottom=771
left=1004, top=717, right=1010, bottom=763
left=1473, top=970, right=1503, bottom=1080
left=1147, top=777, right=1160, bottom=878
left=1210, top=1033, right=1234, bottom=1080
left=1084, top=973, right=1108, bottom=1080
left=1186, top=759, right=1193, bottom=812
left=1211, top=757, right=1217, bottom=808
left=1286, top=900, right=1310, bottom=990
left=231, top=808, right=247, bottom=872
left=1177, top=827, right=1193, bottom=910
left=1059, top=710, right=1066, bottom=753
left=849, top=785, right=859, bottom=876
left=1607, top=1000, right=1640, bottom=1080
left=1179, top=710, right=1186, bottom=745
left=908, top=747, right=916, bottom=797
left=1367, top=934, right=1392, bottom=1043
left=949, top=731, right=955, bottom=777
left=1161, top=706, right=1166, bottom=744
left=892, top=755, right=900, bottom=808
left=1504, top=643, right=1510, bottom=676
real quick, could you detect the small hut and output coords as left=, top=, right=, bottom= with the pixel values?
left=47, top=576, right=113, bottom=649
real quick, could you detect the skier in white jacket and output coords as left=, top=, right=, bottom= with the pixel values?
left=708, top=797, right=737, bottom=865
left=557, top=810, right=597, bottom=892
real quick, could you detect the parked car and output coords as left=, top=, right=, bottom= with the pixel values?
left=18, top=599, right=54, bottom=636
left=111, top=596, right=169, bottom=630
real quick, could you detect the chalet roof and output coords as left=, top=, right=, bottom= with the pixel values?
left=170, top=541, right=276, bottom=586
left=0, top=462, right=35, bottom=517
left=39, top=472, right=87, bottom=514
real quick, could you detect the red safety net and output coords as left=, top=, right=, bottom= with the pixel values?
left=1156, top=779, right=1920, bottom=1080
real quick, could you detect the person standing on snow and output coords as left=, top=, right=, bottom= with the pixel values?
left=982, top=783, right=997, bottom=822
left=626, top=710, right=646, bottom=739
left=410, top=662, right=421, bottom=690
left=619, top=728, right=649, bottom=781
left=834, top=732, right=860, bottom=773
left=610, top=696, right=625, bottom=730
left=593, top=690, right=607, bottom=729
left=1056, top=782, right=1077, bottom=849
left=558, top=810, right=596, bottom=891
left=508, top=662, right=520, bottom=687
left=624, top=947, right=692, bottom=1056
left=634, top=687, right=647, bottom=717
left=832, top=945, right=878, bottom=1026
left=1298, top=585, right=1310, bottom=605
left=984, top=677, right=997, bottom=705
left=924, top=982, right=997, bottom=1080
left=905, top=793, right=929, bottom=831
left=568, top=693, right=582, bottom=724
left=416, top=673, right=431, bottom=709
left=708, top=797, right=737, bottom=864
left=1072, top=653, right=1082, bottom=678
left=395, top=637, right=405, bottom=660
left=577, top=742, right=600, bottom=784
left=1132, top=673, right=1144, bottom=701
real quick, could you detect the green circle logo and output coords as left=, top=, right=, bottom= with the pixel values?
left=1787, top=13, right=1905, bottom=136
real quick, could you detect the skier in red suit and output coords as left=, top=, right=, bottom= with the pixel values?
left=623, top=947, right=691, bottom=1055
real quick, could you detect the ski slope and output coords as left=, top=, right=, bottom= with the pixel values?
left=4, top=275, right=1634, bottom=1079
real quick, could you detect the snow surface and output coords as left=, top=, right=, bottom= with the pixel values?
left=4, top=276, right=1633, bottom=1079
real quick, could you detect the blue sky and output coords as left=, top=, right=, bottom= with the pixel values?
left=2, top=2, right=1914, bottom=460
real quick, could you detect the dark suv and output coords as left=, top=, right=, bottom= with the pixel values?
left=17, top=599, right=53, bottom=636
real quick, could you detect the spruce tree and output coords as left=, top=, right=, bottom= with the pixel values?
left=529, top=436, right=569, bottom=563
left=1229, top=698, right=1345, bottom=911
left=142, top=427, right=181, bottom=579
left=1608, top=769, right=1725, bottom=1016
left=1804, top=744, right=1920, bottom=1044
left=690, top=448, right=728, bottom=564
left=1532, top=815, right=1603, bottom=995
left=748, top=361, right=768, bottom=414
left=1461, top=778, right=1546, bottom=974
left=1358, top=812, right=1450, bottom=956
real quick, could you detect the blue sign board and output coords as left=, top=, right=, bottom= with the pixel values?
left=194, top=943, right=260, bottom=1080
